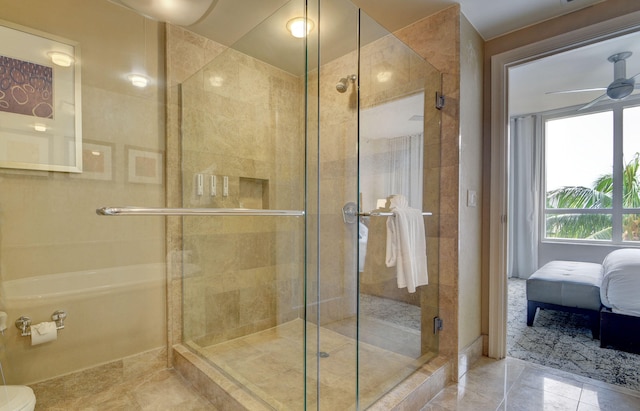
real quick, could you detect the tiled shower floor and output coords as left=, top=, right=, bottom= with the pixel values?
left=189, top=318, right=432, bottom=410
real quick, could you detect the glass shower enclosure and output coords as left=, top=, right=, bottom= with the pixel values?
left=177, top=0, right=441, bottom=408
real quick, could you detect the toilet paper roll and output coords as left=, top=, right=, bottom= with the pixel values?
left=30, top=321, right=57, bottom=346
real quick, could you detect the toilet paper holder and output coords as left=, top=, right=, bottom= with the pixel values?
left=15, top=310, right=67, bottom=337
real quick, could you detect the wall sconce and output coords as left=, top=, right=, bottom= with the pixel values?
left=47, top=51, right=74, bottom=67
left=128, top=74, right=149, bottom=88
left=33, top=123, right=47, bottom=132
left=286, top=17, right=314, bottom=38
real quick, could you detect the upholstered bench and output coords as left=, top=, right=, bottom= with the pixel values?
left=526, top=260, right=603, bottom=338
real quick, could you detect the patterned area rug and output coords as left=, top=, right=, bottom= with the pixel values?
left=508, top=278, right=640, bottom=391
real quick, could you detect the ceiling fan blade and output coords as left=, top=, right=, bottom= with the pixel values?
left=631, top=71, right=640, bottom=88
left=546, top=88, right=607, bottom=95
left=578, top=93, right=609, bottom=111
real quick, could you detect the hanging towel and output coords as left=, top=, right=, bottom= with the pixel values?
left=358, top=222, right=369, bottom=272
left=385, top=194, right=428, bottom=293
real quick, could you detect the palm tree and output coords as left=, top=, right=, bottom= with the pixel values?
left=545, top=153, right=640, bottom=240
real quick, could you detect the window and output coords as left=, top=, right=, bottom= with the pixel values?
left=543, top=101, right=640, bottom=244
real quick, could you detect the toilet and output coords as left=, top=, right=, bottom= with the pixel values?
left=0, top=386, right=36, bottom=411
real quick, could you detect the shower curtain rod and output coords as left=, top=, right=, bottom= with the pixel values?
left=96, top=207, right=305, bottom=216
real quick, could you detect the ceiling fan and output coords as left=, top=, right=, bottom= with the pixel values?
left=547, top=51, right=640, bottom=110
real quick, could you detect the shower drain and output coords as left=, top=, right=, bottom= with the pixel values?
left=318, top=351, right=330, bottom=358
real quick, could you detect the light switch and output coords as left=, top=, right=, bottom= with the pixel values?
left=467, top=189, right=477, bottom=207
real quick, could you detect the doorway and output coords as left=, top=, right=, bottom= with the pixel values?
left=489, top=10, right=640, bottom=391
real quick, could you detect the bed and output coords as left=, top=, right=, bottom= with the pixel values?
left=526, top=248, right=640, bottom=353
left=599, top=248, right=640, bottom=353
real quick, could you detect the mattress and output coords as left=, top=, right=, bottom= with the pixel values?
left=600, top=249, right=640, bottom=317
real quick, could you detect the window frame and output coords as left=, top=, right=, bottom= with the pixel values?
left=539, top=96, right=640, bottom=245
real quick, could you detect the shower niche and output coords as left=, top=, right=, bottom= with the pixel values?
left=239, top=177, right=269, bottom=209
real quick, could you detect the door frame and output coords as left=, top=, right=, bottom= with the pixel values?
left=488, top=11, right=640, bottom=359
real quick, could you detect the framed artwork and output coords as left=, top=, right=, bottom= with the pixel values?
left=0, top=20, right=82, bottom=172
left=71, top=141, right=114, bottom=181
left=127, top=146, right=163, bottom=184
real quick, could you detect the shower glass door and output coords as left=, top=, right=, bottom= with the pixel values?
left=178, top=0, right=440, bottom=408
left=308, top=2, right=441, bottom=409
left=356, top=12, right=441, bottom=407
left=305, top=0, right=360, bottom=408
left=179, top=0, right=308, bottom=408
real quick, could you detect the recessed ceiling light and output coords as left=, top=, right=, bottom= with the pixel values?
left=286, top=17, right=314, bottom=38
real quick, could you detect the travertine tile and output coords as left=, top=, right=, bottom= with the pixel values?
left=424, top=356, right=640, bottom=411
left=187, top=319, right=443, bottom=410
left=580, top=383, right=640, bottom=411
left=31, top=349, right=213, bottom=411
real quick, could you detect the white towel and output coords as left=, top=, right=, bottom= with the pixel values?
left=358, top=222, right=368, bottom=272
left=385, top=195, right=428, bottom=293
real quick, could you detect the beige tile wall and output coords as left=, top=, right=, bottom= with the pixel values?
left=166, top=25, right=305, bottom=348
left=395, top=4, right=462, bottom=376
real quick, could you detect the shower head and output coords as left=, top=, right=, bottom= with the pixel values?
left=336, top=78, right=349, bottom=93
left=336, top=74, right=357, bottom=93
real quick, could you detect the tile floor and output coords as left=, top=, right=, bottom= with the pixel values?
left=29, top=348, right=640, bottom=410
left=30, top=349, right=213, bottom=410
left=423, top=356, right=640, bottom=411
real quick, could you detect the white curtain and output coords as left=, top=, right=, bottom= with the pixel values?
left=508, top=116, right=540, bottom=278
left=386, top=134, right=424, bottom=209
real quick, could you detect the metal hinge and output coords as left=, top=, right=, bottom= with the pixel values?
left=435, top=92, right=445, bottom=110
left=434, top=317, right=443, bottom=334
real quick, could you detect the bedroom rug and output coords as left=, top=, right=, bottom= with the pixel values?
left=508, top=278, right=640, bottom=391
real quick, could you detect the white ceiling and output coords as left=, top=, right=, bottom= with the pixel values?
left=179, top=0, right=638, bottom=116
left=187, top=0, right=607, bottom=46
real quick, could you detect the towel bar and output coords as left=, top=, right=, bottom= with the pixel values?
left=360, top=211, right=433, bottom=217
left=97, top=207, right=304, bottom=217
left=342, top=202, right=432, bottom=224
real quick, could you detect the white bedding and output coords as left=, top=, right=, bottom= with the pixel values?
left=600, top=248, right=640, bottom=317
